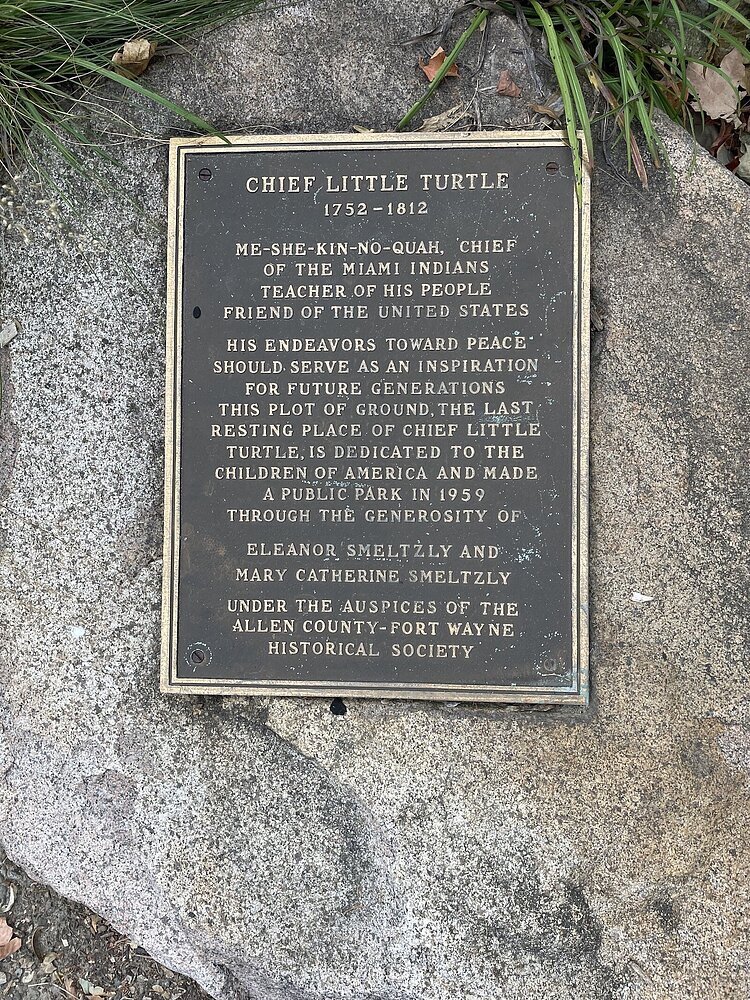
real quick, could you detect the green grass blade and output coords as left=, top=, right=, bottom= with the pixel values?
left=665, top=0, right=689, bottom=103
left=530, top=0, right=583, bottom=195
left=599, top=16, right=634, bottom=170
left=396, top=7, right=488, bottom=131
left=554, top=26, right=594, bottom=173
left=71, top=56, right=226, bottom=138
left=552, top=6, right=597, bottom=166
left=698, top=0, right=750, bottom=32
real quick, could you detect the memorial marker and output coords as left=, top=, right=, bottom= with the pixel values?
left=161, top=131, right=590, bottom=702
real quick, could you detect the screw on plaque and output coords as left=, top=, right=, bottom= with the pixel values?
left=543, top=657, right=565, bottom=675
left=186, top=641, right=212, bottom=669
left=198, top=167, right=212, bottom=181
left=545, top=161, right=560, bottom=175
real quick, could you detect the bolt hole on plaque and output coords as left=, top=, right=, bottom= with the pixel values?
left=161, top=131, right=590, bottom=704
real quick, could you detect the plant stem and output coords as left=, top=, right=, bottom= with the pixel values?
left=396, top=7, right=489, bottom=131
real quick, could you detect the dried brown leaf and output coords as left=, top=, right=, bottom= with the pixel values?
left=709, top=118, right=735, bottom=156
left=530, top=102, right=561, bottom=121
left=0, top=936, right=20, bottom=960
left=419, top=47, right=459, bottom=83
left=418, top=104, right=467, bottom=131
left=497, top=69, right=521, bottom=98
left=112, top=38, right=157, bottom=78
left=721, top=49, right=746, bottom=90
left=628, top=131, right=649, bottom=188
left=687, top=51, right=745, bottom=123
left=63, top=977, right=80, bottom=1000
left=0, top=920, right=12, bottom=947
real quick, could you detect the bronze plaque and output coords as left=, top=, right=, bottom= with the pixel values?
left=161, top=132, right=589, bottom=703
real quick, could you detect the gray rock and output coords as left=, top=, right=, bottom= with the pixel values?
left=1, top=1, right=749, bottom=999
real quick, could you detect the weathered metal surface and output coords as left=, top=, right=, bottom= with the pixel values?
left=161, top=131, right=589, bottom=702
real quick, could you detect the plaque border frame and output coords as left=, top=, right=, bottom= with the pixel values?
left=161, top=131, right=590, bottom=704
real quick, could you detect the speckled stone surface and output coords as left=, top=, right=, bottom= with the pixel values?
left=1, top=2, right=749, bottom=999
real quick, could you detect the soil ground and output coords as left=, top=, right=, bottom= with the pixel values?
left=0, top=855, right=207, bottom=1000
